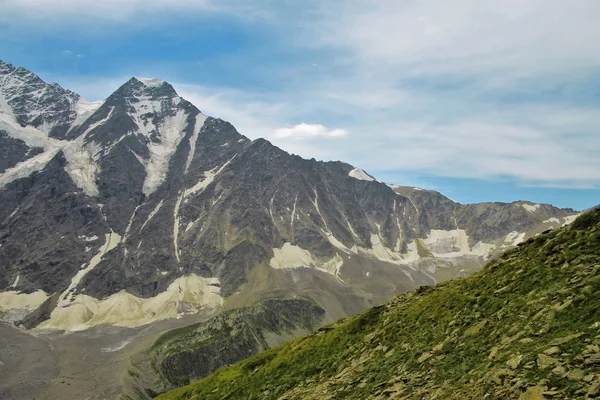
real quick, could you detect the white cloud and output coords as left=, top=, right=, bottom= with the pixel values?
left=358, top=121, right=600, bottom=185
left=176, top=83, right=284, bottom=139
left=312, top=0, right=600, bottom=77
left=273, top=123, right=348, bottom=139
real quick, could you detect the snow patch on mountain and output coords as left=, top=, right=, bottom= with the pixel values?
left=0, top=148, right=63, bottom=187
left=173, top=194, right=184, bottom=263
left=0, top=290, right=48, bottom=321
left=318, top=253, right=345, bottom=282
left=423, top=229, right=492, bottom=257
left=63, top=138, right=101, bottom=196
left=521, top=203, right=541, bottom=213
left=73, top=98, right=103, bottom=126
left=184, top=156, right=236, bottom=198
left=142, top=109, right=190, bottom=195
left=141, top=199, right=164, bottom=231
left=185, top=113, right=207, bottom=174
left=60, top=231, right=122, bottom=306
left=349, top=168, right=375, bottom=182
left=0, top=115, right=68, bottom=191
left=79, top=235, right=99, bottom=242
left=270, top=243, right=315, bottom=269
left=402, top=241, right=420, bottom=263
left=562, top=213, right=580, bottom=226
left=504, top=231, right=526, bottom=246
left=135, top=77, right=165, bottom=88
left=37, top=274, right=222, bottom=331
left=270, top=243, right=345, bottom=281
left=366, top=233, right=405, bottom=263
left=0, top=89, right=104, bottom=189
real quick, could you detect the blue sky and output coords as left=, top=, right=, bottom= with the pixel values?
left=1, top=0, right=599, bottom=210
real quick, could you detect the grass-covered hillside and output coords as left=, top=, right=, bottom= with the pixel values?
left=123, top=299, right=325, bottom=399
left=158, top=208, right=600, bottom=400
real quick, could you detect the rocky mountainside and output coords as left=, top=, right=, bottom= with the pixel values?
left=0, top=60, right=577, bottom=332
left=122, top=298, right=325, bottom=399
left=157, top=207, right=600, bottom=400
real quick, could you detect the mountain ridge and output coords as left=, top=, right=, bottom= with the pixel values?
left=0, top=60, right=578, bottom=333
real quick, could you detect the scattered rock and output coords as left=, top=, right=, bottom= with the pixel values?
left=588, top=382, right=600, bottom=397
left=542, top=390, right=560, bottom=396
left=363, top=333, right=376, bottom=344
left=537, top=354, right=557, bottom=369
left=507, top=355, right=523, bottom=370
left=543, top=347, right=561, bottom=356
left=418, top=352, right=433, bottom=363
left=586, top=353, right=600, bottom=365
left=488, top=369, right=513, bottom=385
left=465, top=319, right=488, bottom=336
left=566, top=368, right=585, bottom=381
left=551, top=366, right=566, bottom=375
left=554, top=299, right=573, bottom=311
left=519, top=386, right=546, bottom=400
left=549, top=332, right=584, bottom=346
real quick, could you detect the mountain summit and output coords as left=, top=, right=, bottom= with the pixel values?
left=0, top=61, right=578, bottom=333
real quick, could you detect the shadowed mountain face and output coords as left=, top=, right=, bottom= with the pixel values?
left=0, top=60, right=578, bottom=331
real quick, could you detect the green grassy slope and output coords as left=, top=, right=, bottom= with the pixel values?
left=157, top=208, right=600, bottom=400
left=123, top=299, right=325, bottom=399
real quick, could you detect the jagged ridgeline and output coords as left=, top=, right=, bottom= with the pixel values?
left=0, top=59, right=579, bottom=332
left=157, top=207, right=600, bottom=400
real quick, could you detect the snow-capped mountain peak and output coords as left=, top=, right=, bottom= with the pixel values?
left=0, top=60, right=85, bottom=140
left=0, top=60, right=578, bottom=338
left=134, top=77, right=166, bottom=88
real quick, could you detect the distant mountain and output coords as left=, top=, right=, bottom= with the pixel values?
left=0, top=60, right=578, bottom=332
left=156, top=207, right=600, bottom=400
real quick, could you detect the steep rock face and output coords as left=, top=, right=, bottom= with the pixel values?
left=0, top=60, right=579, bottom=331
left=0, top=60, right=102, bottom=190
left=0, top=154, right=108, bottom=295
left=391, top=186, right=575, bottom=243
left=0, top=60, right=94, bottom=140
left=0, top=131, right=44, bottom=173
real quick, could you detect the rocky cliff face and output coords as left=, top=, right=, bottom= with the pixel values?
left=0, top=60, right=578, bottom=330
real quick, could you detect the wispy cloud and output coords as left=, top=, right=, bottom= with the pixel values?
left=273, top=123, right=348, bottom=139
left=24, top=0, right=600, bottom=191
left=62, top=49, right=84, bottom=58
left=310, top=0, right=600, bottom=76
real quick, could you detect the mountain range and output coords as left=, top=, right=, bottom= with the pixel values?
left=0, top=59, right=584, bottom=399
left=0, top=59, right=579, bottom=329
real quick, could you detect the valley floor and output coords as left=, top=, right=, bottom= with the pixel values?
left=0, top=310, right=218, bottom=400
